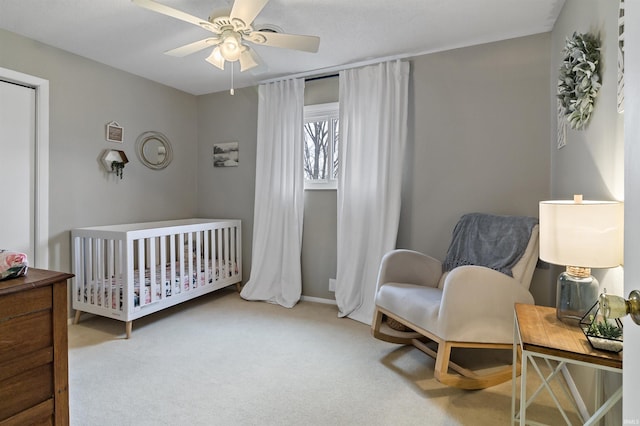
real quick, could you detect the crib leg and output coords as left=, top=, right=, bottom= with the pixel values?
left=125, top=321, right=132, bottom=339
left=235, top=282, right=242, bottom=293
left=74, top=310, right=82, bottom=324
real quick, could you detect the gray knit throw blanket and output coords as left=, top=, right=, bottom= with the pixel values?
left=442, top=213, right=538, bottom=277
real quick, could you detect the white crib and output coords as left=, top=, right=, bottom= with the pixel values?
left=71, top=219, right=242, bottom=338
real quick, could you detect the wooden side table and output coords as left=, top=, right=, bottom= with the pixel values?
left=0, top=268, right=74, bottom=425
left=511, top=303, right=622, bottom=425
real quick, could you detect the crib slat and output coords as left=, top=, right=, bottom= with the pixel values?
left=125, top=238, right=134, bottom=314
left=115, top=239, right=123, bottom=312
left=178, top=233, right=185, bottom=292
left=230, top=227, right=236, bottom=277
left=224, top=227, right=230, bottom=279
left=149, top=237, right=157, bottom=303
left=217, top=228, right=223, bottom=280
left=202, top=229, right=212, bottom=285
left=106, top=239, right=114, bottom=310
left=187, top=232, right=193, bottom=290
left=195, top=231, right=202, bottom=289
left=236, top=225, right=242, bottom=280
left=212, top=228, right=218, bottom=281
left=137, top=239, right=145, bottom=308
left=160, top=236, right=167, bottom=298
left=170, top=234, right=177, bottom=294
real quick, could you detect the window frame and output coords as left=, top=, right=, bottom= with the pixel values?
left=303, top=102, right=339, bottom=190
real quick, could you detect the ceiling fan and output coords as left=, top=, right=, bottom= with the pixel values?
left=132, top=0, right=320, bottom=73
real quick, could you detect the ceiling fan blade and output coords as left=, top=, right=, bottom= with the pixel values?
left=251, top=31, right=320, bottom=53
left=230, top=0, right=270, bottom=25
left=132, top=0, right=214, bottom=31
left=239, top=48, right=260, bottom=72
left=164, top=38, right=219, bottom=57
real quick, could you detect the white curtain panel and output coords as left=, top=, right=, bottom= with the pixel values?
left=336, top=60, right=410, bottom=324
left=240, top=78, right=305, bottom=308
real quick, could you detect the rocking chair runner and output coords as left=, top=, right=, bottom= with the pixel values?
left=371, top=214, right=539, bottom=390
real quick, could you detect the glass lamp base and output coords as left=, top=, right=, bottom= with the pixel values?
left=556, top=270, right=599, bottom=325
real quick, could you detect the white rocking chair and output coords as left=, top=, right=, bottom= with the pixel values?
left=372, top=214, right=539, bottom=390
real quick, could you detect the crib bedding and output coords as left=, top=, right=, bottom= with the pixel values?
left=72, top=219, right=242, bottom=338
left=79, top=259, right=237, bottom=310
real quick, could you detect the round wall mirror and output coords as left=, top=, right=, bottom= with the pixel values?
left=136, top=131, right=173, bottom=170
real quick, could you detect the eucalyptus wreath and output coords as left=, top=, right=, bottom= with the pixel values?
left=557, top=32, right=602, bottom=130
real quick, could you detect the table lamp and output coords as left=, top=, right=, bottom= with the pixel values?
left=539, top=195, right=623, bottom=324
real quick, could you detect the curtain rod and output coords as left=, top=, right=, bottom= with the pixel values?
left=305, top=73, right=338, bottom=82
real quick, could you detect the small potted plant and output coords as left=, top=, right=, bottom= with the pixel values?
left=111, top=161, right=125, bottom=179
left=100, top=149, right=129, bottom=179
left=581, top=313, right=623, bottom=353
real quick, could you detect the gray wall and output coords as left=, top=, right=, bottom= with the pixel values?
left=0, top=28, right=198, bottom=272
left=398, top=33, right=552, bottom=306
left=549, top=0, right=624, bottom=422
left=196, top=87, right=259, bottom=283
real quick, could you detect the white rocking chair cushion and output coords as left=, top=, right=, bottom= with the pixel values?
left=376, top=283, right=442, bottom=331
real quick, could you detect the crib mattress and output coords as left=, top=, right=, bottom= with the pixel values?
left=78, top=260, right=237, bottom=311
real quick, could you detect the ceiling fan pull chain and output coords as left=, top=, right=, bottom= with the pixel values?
left=230, top=63, right=235, bottom=96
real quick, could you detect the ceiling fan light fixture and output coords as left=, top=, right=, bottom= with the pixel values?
left=219, top=31, right=242, bottom=62
left=205, top=46, right=225, bottom=70
left=239, top=48, right=259, bottom=72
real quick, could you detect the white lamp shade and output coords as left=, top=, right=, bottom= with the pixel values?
left=539, top=199, right=623, bottom=268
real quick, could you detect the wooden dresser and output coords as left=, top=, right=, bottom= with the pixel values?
left=0, top=268, right=73, bottom=426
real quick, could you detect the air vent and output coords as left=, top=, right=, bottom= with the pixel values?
left=254, top=24, right=282, bottom=33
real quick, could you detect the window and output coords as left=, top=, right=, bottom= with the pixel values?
left=303, top=102, right=339, bottom=190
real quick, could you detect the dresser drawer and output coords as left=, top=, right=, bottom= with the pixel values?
left=0, top=286, right=51, bottom=320
left=0, top=400, right=54, bottom=426
left=0, top=310, right=53, bottom=365
left=0, top=363, right=53, bottom=420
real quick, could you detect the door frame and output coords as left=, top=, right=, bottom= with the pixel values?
left=0, top=67, right=49, bottom=268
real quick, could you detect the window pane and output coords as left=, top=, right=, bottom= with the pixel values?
left=304, top=120, right=329, bottom=180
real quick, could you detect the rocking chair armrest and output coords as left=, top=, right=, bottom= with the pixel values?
left=376, top=249, right=442, bottom=290
left=438, top=265, right=535, bottom=342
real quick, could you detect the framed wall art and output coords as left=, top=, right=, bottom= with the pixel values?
left=106, top=121, right=124, bottom=143
left=213, top=142, right=239, bottom=167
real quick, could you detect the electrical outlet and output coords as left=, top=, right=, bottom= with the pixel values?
left=329, top=278, right=336, bottom=292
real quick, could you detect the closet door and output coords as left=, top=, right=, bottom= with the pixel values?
left=0, top=80, right=36, bottom=259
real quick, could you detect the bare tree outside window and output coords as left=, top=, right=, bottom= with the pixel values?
left=303, top=102, right=339, bottom=189
left=304, top=120, right=328, bottom=179
left=304, top=118, right=339, bottom=180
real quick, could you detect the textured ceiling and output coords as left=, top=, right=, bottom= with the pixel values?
left=0, top=0, right=565, bottom=95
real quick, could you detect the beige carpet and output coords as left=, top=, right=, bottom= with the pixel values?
left=68, top=288, right=581, bottom=426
